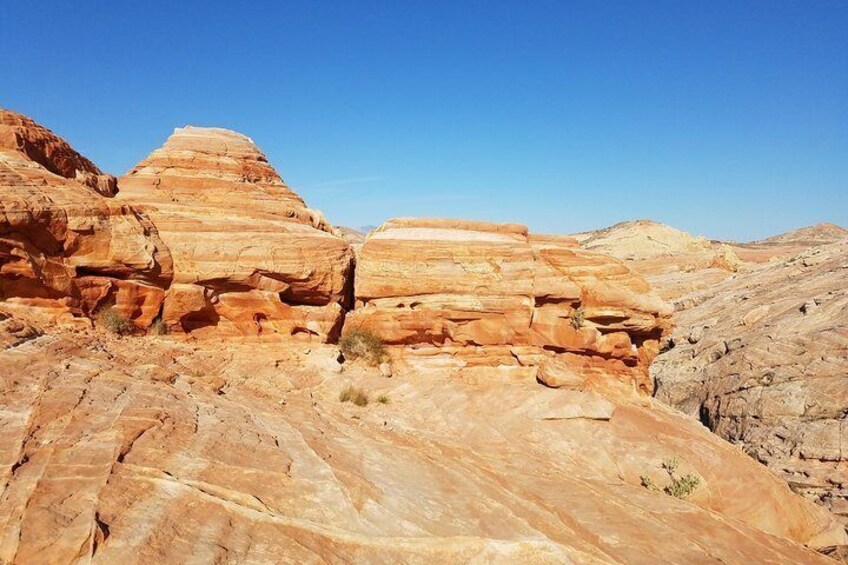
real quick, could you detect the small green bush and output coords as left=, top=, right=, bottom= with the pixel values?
left=570, top=307, right=586, bottom=330
left=339, top=329, right=387, bottom=366
left=98, top=306, right=135, bottom=336
left=641, top=458, right=700, bottom=500
left=376, top=393, right=390, bottom=405
left=339, top=385, right=369, bottom=407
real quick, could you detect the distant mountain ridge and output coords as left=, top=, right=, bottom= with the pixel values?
left=754, top=222, right=848, bottom=246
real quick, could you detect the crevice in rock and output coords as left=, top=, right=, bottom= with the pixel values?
left=91, top=512, right=110, bottom=556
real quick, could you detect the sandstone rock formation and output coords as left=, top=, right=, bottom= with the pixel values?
left=653, top=240, right=848, bottom=524
left=571, top=219, right=742, bottom=300
left=0, top=310, right=843, bottom=563
left=118, top=126, right=353, bottom=339
left=3, top=111, right=845, bottom=562
left=346, top=219, right=673, bottom=393
left=0, top=110, right=172, bottom=327
left=729, top=222, right=848, bottom=263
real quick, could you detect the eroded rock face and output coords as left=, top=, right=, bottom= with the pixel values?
left=0, top=110, right=173, bottom=326
left=347, top=219, right=673, bottom=393
left=0, top=313, right=843, bottom=563
left=653, top=240, right=848, bottom=523
left=118, top=126, right=353, bottom=340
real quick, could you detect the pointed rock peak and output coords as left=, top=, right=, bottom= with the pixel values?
left=0, top=109, right=117, bottom=195
left=119, top=125, right=338, bottom=234
left=126, top=124, right=291, bottom=191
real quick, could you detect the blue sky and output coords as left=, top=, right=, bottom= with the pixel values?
left=2, top=1, right=846, bottom=241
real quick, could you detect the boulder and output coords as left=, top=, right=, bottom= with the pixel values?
left=118, top=126, right=353, bottom=339
left=0, top=110, right=172, bottom=326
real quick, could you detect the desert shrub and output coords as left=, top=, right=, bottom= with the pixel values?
left=376, top=393, right=390, bottom=405
left=641, top=458, right=700, bottom=500
left=339, top=329, right=386, bottom=366
left=570, top=307, right=586, bottom=330
left=339, top=385, right=370, bottom=407
left=98, top=306, right=135, bottom=336
left=149, top=318, right=168, bottom=336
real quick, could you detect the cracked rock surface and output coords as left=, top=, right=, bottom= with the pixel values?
left=653, top=240, right=848, bottom=524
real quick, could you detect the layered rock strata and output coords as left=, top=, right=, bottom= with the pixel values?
left=0, top=110, right=172, bottom=326
left=346, top=218, right=673, bottom=392
left=653, top=240, right=848, bottom=523
left=118, top=126, right=353, bottom=339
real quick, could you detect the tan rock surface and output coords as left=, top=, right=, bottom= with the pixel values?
left=756, top=222, right=848, bottom=246
left=118, top=126, right=353, bottom=339
left=572, top=220, right=742, bottom=300
left=347, top=218, right=673, bottom=393
left=0, top=313, right=843, bottom=563
left=338, top=226, right=368, bottom=254
left=653, top=240, right=848, bottom=524
left=0, top=110, right=172, bottom=327
left=728, top=222, right=848, bottom=264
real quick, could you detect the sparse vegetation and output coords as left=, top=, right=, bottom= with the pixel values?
left=339, top=329, right=387, bottom=366
left=641, top=458, right=700, bottom=499
left=376, top=393, right=390, bottom=405
left=149, top=318, right=168, bottom=336
left=339, top=385, right=370, bottom=407
left=98, top=306, right=135, bottom=336
left=570, top=307, right=586, bottom=330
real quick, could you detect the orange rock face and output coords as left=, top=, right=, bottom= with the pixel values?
left=346, top=219, right=673, bottom=392
left=0, top=110, right=173, bottom=326
left=118, top=126, right=354, bottom=340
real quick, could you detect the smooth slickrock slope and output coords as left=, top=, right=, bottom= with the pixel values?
left=0, top=310, right=844, bottom=564
left=0, top=110, right=172, bottom=326
left=571, top=220, right=741, bottom=300
left=118, top=126, right=353, bottom=340
left=653, top=240, right=848, bottom=524
left=347, top=218, right=673, bottom=393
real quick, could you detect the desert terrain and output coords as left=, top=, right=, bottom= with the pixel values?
left=1, top=109, right=847, bottom=563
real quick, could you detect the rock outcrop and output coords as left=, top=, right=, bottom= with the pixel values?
left=653, top=240, right=848, bottom=523
left=572, top=219, right=742, bottom=300
left=0, top=311, right=843, bottom=563
left=346, top=218, right=673, bottom=393
left=118, top=126, right=353, bottom=339
left=0, top=110, right=172, bottom=326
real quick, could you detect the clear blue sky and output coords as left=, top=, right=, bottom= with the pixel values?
left=2, top=1, right=846, bottom=241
